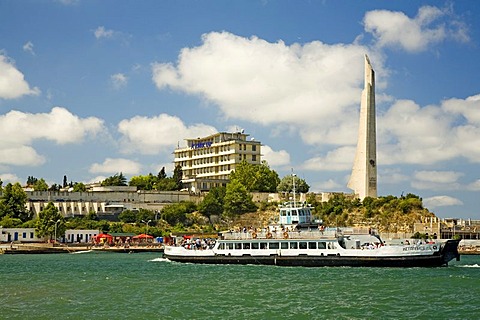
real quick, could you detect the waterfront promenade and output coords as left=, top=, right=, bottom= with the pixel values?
left=0, top=242, right=164, bottom=254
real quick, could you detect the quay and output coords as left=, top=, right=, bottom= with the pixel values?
left=0, top=243, right=164, bottom=254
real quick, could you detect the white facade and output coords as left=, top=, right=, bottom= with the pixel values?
left=65, top=229, right=100, bottom=243
left=174, top=131, right=261, bottom=191
left=348, top=55, right=378, bottom=200
left=0, top=227, right=43, bottom=242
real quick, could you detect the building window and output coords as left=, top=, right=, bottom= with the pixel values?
left=252, top=155, right=256, bottom=161
left=252, top=145, right=256, bottom=151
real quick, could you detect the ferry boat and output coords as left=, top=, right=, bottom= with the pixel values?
left=164, top=201, right=461, bottom=267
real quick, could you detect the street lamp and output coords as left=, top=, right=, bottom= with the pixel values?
left=141, top=219, right=152, bottom=235
left=50, top=219, right=61, bottom=245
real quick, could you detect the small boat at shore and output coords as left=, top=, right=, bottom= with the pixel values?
left=164, top=201, right=461, bottom=267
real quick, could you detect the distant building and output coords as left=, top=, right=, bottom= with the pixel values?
left=174, top=131, right=261, bottom=192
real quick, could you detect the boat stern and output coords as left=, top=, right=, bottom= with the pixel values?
left=441, top=239, right=461, bottom=264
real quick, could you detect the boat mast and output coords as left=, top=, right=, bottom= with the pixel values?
left=292, top=169, right=296, bottom=208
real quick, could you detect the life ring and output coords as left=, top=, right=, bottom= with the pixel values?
left=266, top=232, right=273, bottom=239
left=432, top=245, right=437, bottom=250
left=252, top=232, right=257, bottom=239
left=283, top=232, right=289, bottom=239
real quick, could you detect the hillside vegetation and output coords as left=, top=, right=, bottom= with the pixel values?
left=230, top=193, right=435, bottom=234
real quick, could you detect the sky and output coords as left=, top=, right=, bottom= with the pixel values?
left=1, top=1, right=479, bottom=219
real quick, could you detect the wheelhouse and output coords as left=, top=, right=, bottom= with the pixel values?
left=278, top=202, right=313, bottom=225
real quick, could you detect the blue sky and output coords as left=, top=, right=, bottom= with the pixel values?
left=1, top=0, right=480, bottom=219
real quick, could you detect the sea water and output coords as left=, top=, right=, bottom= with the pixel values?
left=1, top=253, right=479, bottom=319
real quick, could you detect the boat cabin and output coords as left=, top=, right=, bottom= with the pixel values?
left=278, top=201, right=313, bottom=225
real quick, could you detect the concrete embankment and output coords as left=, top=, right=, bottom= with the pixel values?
left=0, top=243, right=164, bottom=254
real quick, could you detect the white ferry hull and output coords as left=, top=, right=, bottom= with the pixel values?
left=164, top=239, right=460, bottom=268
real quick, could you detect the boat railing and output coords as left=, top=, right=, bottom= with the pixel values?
left=222, top=230, right=338, bottom=240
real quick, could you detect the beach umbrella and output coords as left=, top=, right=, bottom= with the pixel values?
left=132, top=233, right=154, bottom=239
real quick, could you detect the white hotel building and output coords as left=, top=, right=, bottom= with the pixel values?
left=174, top=131, right=261, bottom=192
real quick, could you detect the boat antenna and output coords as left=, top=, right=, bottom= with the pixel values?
left=292, top=168, right=296, bottom=208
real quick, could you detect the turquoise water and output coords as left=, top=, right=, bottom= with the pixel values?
left=1, top=253, right=479, bottom=319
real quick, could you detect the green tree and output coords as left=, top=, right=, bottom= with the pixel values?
left=26, top=176, right=38, bottom=186
left=198, top=187, right=226, bottom=223
left=101, top=173, right=127, bottom=186
left=119, top=209, right=137, bottom=223
left=72, top=182, right=86, bottom=192
left=172, top=164, right=183, bottom=190
left=35, top=202, right=65, bottom=241
left=0, top=182, right=30, bottom=221
left=33, top=178, right=49, bottom=191
left=0, top=178, right=3, bottom=191
left=161, top=202, right=196, bottom=226
left=48, top=183, right=61, bottom=191
left=155, top=177, right=179, bottom=191
left=229, top=160, right=279, bottom=192
left=277, top=174, right=310, bottom=193
left=254, top=161, right=280, bottom=192
left=63, top=175, right=68, bottom=188
left=223, top=180, right=257, bottom=217
left=129, top=173, right=158, bottom=190
left=157, top=167, right=167, bottom=180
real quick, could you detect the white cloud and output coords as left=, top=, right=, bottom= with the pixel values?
left=364, top=5, right=469, bottom=52
left=111, top=73, right=128, bottom=89
left=94, top=26, right=115, bottom=39
left=378, top=94, right=480, bottom=166
left=152, top=31, right=385, bottom=148
left=0, top=107, right=104, bottom=166
left=93, top=26, right=131, bottom=44
left=0, top=54, right=40, bottom=99
left=310, top=179, right=343, bottom=192
left=23, top=41, right=35, bottom=55
left=89, top=158, right=142, bottom=175
left=261, top=145, right=290, bottom=167
left=118, top=114, right=217, bottom=155
left=466, top=179, right=480, bottom=191
left=0, top=173, right=21, bottom=184
left=379, top=168, right=409, bottom=184
left=87, top=176, right=107, bottom=184
left=423, top=195, right=463, bottom=209
left=412, top=170, right=463, bottom=191
left=302, top=146, right=356, bottom=171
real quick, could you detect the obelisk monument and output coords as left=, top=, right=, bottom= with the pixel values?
left=348, top=55, right=377, bottom=199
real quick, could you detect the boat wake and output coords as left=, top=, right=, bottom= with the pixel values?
left=457, top=264, right=480, bottom=268
left=70, top=250, right=93, bottom=254
left=149, top=257, right=171, bottom=263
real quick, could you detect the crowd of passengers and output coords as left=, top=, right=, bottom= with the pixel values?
left=180, top=238, right=216, bottom=250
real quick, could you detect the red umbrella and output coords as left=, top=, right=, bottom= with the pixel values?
left=133, top=233, right=154, bottom=239
left=94, top=233, right=113, bottom=243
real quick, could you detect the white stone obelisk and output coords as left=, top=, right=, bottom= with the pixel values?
left=348, top=55, right=377, bottom=200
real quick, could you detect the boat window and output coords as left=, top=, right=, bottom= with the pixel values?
left=308, top=242, right=316, bottom=249
left=252, top=242, right=259, bottom=249
left=281, top=242, right=288, bottom=249
left=235, top=243, right=242, bottom=250
left=292, top=210, right=298, bottom=216
left=299, top=242, right=307, bottom=249
left=327, top=242, right=336, bottom=249
left=317, top=242, right=326, bottom=249
left=290, top=242, right=298, bottom=249
left=260, top=242, right=268, bottom=249
left=243, top=243, right=250, bottom=250
left=219, top=243, right=225, bottom=250
left=269, top=242, right=279, bottom=249
left=227, top=243, right=234, bottom=250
